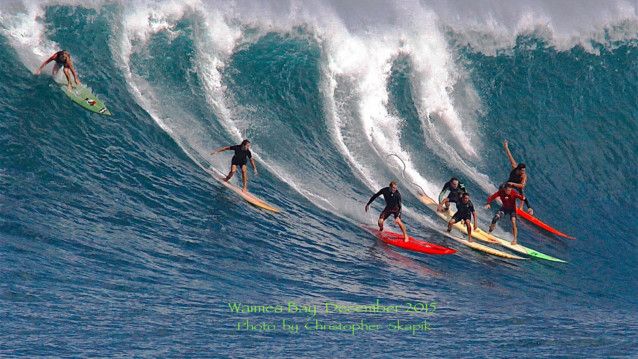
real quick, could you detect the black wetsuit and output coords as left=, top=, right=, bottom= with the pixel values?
left=438, top=180, right=467, bottom=204
left=230, top=145, right=252, bottom=167
left=452, top=200, right=475, bottom=222
left=367, top=187, right=402, bottom=220
left=507, top=168, right=531, bottom=208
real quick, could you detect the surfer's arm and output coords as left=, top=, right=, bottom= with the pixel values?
left=507, top=181, right=524, bottom=190
left=508, top=173, right=527, bottom=190
left=472, top=210, right=478, bottom=229
left=485, top=192, right=499, bottom=208
left=365, top=189, right=383, bottom=211
left=438, top=182, right=450, bottom=203
left=504, top=140, right=517, bottom=169
left=250, top=157, right=257, bottom=175
left=211, top=146, right=231, bottom=155
left=35, top=54, right=57, bottom=75
left=515, top=191, right=533, bottom=213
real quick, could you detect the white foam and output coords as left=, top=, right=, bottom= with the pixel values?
left=0, top=2, right=57, bottom=71
left=4, top=0, right=634, bottom=224
left=421, top=0, right=638, bottom=54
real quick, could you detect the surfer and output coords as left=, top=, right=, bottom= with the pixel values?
left=365, top=181, right=409, bottom=242
left=485, top=184, right=527, bottom=245
left=437, top=177, right=467, bottom=212
left=211, top=139, right=257, bottom=193
left=503, top=140, right=533, bottom=214
left=446, top=193, right=477, bottom=242
left=35, top=50, right=80, bottom=91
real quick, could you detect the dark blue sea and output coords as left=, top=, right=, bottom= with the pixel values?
left=1, top=1, right=637, bottom=357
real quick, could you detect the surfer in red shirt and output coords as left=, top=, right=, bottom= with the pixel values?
left=35, top=50, right=80, bottom=91
left=485, top=183, right=527, bottom=245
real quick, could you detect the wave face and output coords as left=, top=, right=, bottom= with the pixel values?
left=1, top=1, right=637, bottom=356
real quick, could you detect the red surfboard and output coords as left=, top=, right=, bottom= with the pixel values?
left=516, top=209, right=575, bottom=239
left=362, top=225, right=456, bottom=255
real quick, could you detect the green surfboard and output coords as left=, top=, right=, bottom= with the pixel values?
left=60, top=83, right=111, bottom=116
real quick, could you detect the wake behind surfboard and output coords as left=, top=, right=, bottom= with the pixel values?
left=207, top=167, right=280, bottom=213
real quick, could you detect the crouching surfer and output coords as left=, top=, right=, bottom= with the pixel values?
left=447, top=192, right=477, bottom=242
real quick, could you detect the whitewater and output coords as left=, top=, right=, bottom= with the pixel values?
left=1, top=0, right=637, bottom=357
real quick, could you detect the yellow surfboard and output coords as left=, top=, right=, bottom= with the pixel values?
left=439, top=230, right=524, bottom=259
left=207, top=167, right=280, bottom=213
left=418, top=193, right=565, bottom=262
left=419, top=193, right=524, bottom=259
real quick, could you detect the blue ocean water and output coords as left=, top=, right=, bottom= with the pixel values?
left=1, top=2, right=637, bottom=357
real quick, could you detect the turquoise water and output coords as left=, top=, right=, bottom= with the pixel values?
left=1, top=2, right=636, bottom=357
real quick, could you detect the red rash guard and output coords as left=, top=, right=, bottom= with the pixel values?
left=487, top=190, right=524, bottom=210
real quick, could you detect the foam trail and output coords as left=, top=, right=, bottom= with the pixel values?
left=327, top=34, right=441, bottom=200
left=318, top=1, right=490, bottom=207
left=421, top=0, right=638, bottom=54
left=0, top=2, right=57, bottom=71
left=402, top=4, right=479, bottom=158
left=109, top=0, right=229, bottom=176
left=113, top=1, right=352, bottom=214
left=190, top=7, right=350, bottom=212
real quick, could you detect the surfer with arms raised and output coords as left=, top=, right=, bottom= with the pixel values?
left=503, top=140, right=533, bottom=214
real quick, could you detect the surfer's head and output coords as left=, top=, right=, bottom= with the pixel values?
left=461, top=192, right=470, bottom=203
left=240, top=139, right=250, bottom=150
left=389, top=180, right=398, bottom=192
left=59, top=50, right=69, bottom=62
left=500, top=183, right=513, bottom=194
left=516, top=163, right=526, bottom=174
left=450, top=177, right=460, bottom=189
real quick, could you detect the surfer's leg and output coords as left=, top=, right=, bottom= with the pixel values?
left=464, top=219, right=473, bottom=242
left=489, top=210, right=504, bottom=233
left=378, top=209, right=389, bottom=231
left=240, top=165, right=248, bottom=192
left=395, top=217, right=408, bottom=242
left=377, top=217, right=385, bottom=232
left=449, top=212, right=462, bottom=233
left=447, top=219, right=455, bottom=233
left=225, top=165, right=237, bottom=181
left=438, top=198, right=449, bottom=212
left=63, top=67, right=72, bottom=90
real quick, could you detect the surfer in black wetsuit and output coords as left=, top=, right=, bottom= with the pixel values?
left=437, top=177, right=467, bottom=212
left=503, top=140, right=533, bottom=214
left=35, top=50, right=80, bottom=91
left=212, top=139, right=258, bottom=193
left=365, top=180, right=409, bottom=242
left=447, top=192, right=477, bottom=242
